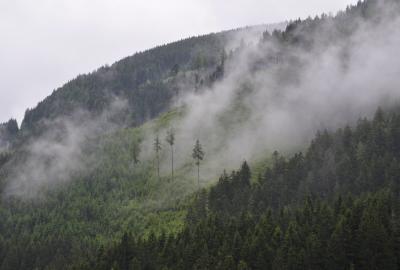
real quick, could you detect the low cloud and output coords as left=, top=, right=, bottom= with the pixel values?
left=147, top=2, right=400, bottom=182
left=3, top=98, right=128, bottom=198
left=4, top=1, right=400, bottom=196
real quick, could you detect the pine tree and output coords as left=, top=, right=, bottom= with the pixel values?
left=153, top=135, right=162, bottom=180
left=358, top=202, right=396, bottom=270
left=165, top=128, right=175, bottom=181
left=192, top=139, right=205, bottom=188
left=239, top=161, right=251, bottom=187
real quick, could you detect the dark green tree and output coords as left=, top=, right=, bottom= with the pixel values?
left=192, top=139, right=205, bottom=188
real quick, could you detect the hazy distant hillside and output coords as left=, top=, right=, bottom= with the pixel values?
left=9, top=24, right=284, bottom=141
left=0, top=119, right=18, bottom=151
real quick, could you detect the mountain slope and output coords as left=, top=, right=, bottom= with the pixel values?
left=0, top=109, right=194, bottom=269
left=1, top=0, right=400, bottom=269
left=94, top=107, right=400, bottom=270
left=13, top=25, right=284, bottom=141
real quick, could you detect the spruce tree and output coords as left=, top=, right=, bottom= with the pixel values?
left=165, top=128, right=175, bottom=181
left=192, top=139, right=205, bottom=188
left=153, top=135, right=162, bottom=180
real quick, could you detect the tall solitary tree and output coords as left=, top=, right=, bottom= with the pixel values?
left=132, top=143, right=140, bottom=165
left=192, top=139, right=205, bottom=188
left=166, top=128, right=175, bottom=181
left=153, top=135, right=162, bottom=180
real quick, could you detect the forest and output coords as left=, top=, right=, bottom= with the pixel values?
left=91, top=108, right=400, bottom=270
left=1, top=0, right=400, bottom=269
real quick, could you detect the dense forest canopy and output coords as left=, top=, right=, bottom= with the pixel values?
left=92, top=107, right=400, bottom=270
left=1, top=0, right=400, bottom=269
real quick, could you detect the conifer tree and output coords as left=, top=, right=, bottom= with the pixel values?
left=153, top=135, right=162, bottom=180
left=166, top=128, right=175, bottom=181
left=132, top=143, right=140, bottom=165
left=192, top=139, right=205, bottom=188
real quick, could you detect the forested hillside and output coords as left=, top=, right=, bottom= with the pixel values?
left=0, top=120, right=18, bottom=150
left=1, top=0, right=400, bottom=269
left=0, top=25, right=266, bottom=269
left=8, top=25, right=278, bottom=142
left=18, top=33, right=224, bottom=138
left=0, top=26, right=278, bottom=269
left=94, top=108, right=400, bottom=270
left=0, top=110, right=193, bottom=269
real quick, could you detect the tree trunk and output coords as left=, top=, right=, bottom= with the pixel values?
left=171, top=146, right=174, bottom=181
left=157, top=154, right=160, bottom=180
left=197, top=163, right=200, bottom=189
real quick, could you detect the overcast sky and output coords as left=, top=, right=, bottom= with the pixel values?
left=0, top=0, right=358, bottom=124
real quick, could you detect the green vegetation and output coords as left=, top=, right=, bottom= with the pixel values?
left=0, top=0, right=400, bottom=269
left=192, top=139, right=205, bottom=188
left=16, top=32, right=229, bottom=140
left=165, top=128, right=176, bottom=181
left=0, top=26, right=232, bottom=268
left=94, top=108, right=400, bottom=270
left=153, top=136, right=162, bottom=180
left=0, top=110, right=201, bottom=269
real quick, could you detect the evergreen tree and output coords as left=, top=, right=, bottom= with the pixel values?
left=166, top=128, right=175, bottom=181
left=153, top=135, right=162, bottom=180
left=132, top=144, right=140, bottom=165
left=192, top=139, right=205, bottom=188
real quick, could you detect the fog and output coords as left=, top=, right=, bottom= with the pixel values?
left=148, top=1, right=400, bottom=181
left=4, top=99, right=128, bottom=198
left=4, top=0, right=400, bottom=197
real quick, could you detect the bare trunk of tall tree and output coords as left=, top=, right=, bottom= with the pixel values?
left=171, top=146, right=174, bottom=181
left=157, top=154, right=160, bottom=180
left=197, top=163, right=200, bottom=189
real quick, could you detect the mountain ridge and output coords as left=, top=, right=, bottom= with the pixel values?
left=0, top=23, right=286, bottom=147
